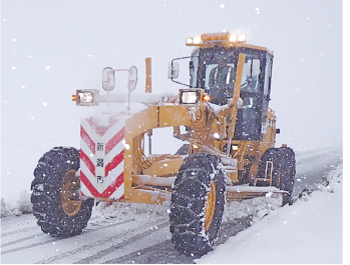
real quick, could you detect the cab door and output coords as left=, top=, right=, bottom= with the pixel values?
left=234, top=50, right=272, bottom=141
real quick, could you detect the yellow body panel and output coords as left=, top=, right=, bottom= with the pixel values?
left=89, top=34, right=280, bottom=204
left=142, top=156, right=184, bottom=177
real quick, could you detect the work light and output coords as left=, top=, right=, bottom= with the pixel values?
left=180, top=90, right=199, bottom=104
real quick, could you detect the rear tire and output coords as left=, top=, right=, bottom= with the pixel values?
left=169, top=153, right=226, bottom=257
left=258, top=147, right=296, bottom=205
left=30, top=147, right=94, bottom=237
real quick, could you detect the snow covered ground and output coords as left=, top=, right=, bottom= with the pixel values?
left=197, top=164, right=344, bottom=264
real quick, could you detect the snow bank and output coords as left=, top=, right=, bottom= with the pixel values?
left=1, top=190, right=32, bottom=218
left=196, top=164, right=343, bottom=264
left=224, top=192, right=282, bottom=225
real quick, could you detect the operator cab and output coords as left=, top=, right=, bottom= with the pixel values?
left=187, top=33, right=274, bottom=141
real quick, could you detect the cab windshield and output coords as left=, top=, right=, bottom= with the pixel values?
left=190, top=46, right=273, bottom=141
left=193, top=47, right=237, bottom=105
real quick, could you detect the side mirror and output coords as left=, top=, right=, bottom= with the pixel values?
left=102, top=67, right=115, bottom=91
left=167, top=62, right=179, bottom=79
left=128, top=66, right=138, bottom=91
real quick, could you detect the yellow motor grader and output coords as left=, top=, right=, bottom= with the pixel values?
left=30, top=32, right=296, bottom=257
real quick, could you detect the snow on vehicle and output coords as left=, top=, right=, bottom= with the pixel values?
left=30, top=32, right=296, bottom=257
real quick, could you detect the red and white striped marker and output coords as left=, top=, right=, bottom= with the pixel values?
left=79, top=116, right=125, bottom=200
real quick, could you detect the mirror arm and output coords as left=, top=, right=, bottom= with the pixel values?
left=170, top=78, right=190, bottom=87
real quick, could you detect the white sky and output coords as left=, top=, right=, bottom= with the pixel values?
left=1, top=0, right=344, bottom=198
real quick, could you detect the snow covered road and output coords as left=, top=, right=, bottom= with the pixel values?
left=293, top=146, right=343, bottom=195
left=1, top=207, right=173, bottom=264
left=0, top=146, right=343, bottom=264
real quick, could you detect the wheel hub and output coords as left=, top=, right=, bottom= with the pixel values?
left=61, top=169, right=83, bottom=216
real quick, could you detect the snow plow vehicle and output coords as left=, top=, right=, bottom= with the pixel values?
left=31, top=32, right=296, bottom=257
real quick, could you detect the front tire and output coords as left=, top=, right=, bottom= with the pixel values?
left=169, top=153, right=226, bottom=257
left=30, top=147, right=94, bottom=237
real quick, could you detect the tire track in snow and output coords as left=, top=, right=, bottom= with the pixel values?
left=74, top=221, right=169, bottom=264
left=1, top=218, right=134, bottom=256
left=1, top=215, right=39, bottom=237
left=0, top=213, right=104, bottom=237
left=1, top=233, right=46, bottom=248
left=1, top=225, right=40, bottom=237
left=105, top=239, right=193, bottom=264
left=1, top=238, right=58, bottom=255
left=34, top=219, right=169, bottom=264
left=109, top=217, right=253, bottom=264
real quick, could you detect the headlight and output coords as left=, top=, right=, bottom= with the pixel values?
left=73, top=89, right=99, bottom=106
left=180, top=90, right=199, bottom=104
left=193, top=36, right=202, bottom=44
left=79, top=91, right=94, bottom=103
left=186, top=37, right=194, bottom=45
left=237, top=33, right=247, bottom=42
left=229, top=34, right=238, bottom=42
